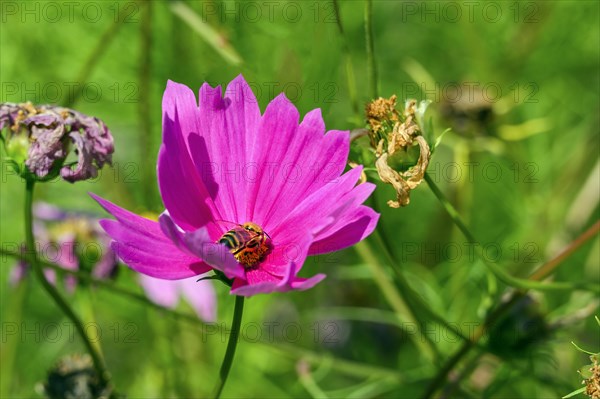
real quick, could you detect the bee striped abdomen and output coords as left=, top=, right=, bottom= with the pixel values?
left=219, top=229, right=251, bottom=252
left=218, top=222, right=270, bottom=269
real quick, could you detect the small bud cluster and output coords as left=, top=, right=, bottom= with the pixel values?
left=585, top=356, right=600, bottom=399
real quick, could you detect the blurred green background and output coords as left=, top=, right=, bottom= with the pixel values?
left=1, top=1, right=599, bottom=398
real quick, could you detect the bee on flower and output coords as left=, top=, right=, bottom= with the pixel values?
left=92, top=75, right=379, bottom=296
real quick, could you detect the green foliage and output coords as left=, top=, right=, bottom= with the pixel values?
left=1, top=1, right=598, bottom=398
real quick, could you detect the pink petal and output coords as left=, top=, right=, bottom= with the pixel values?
left=271, top=167, right=364, bottom=239
left=307, top=181, right=379, bottom=255
left=184, top=228, right=246, bottom=280
left=248, top=106, right=351, bottom=231
left=288, top=274, right=327, bottom=290
left=245, top=93, right=300, bottom=228
left=258, top=231, right=312, bottom=277
left=230, top=261, right=326, bottom=296
left=190, top=75, right=261, bottom=223
left=180, top=277, right=217, bottom=322
left=91, top=194, right=210, bottom=280
left=139, top=275, right=180, bottom=309
left=158, top=81, right=218, bottom=231
left=231, top=234, right=325, bottom=296
left=309, top=206, right=379, bottom=255
left=245, top=268, right=281, bottom=285
left=44, top=269, right=57, bottom=285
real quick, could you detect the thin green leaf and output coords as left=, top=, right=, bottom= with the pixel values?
left=562, top=387, right=586, bottom=398
left=169, top=1, right=242, bottom=66
left=571, top=341, right=597, bottom=355
left=434, top=128, right=452, bottom=149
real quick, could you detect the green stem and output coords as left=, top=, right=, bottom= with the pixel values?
left=0, top=247, right=225, bottom=328
left=63, top=5, right=128, bottom=107
left=0, top=278, right=28, bottom=397
left=424, top=173, right=599, bottom=293
left=212, top=295, right=245, bottom=398
left=355, top=238, right=439, bottom=362
left=364, top=0, right=378, bottom=99
left=23, top=180, right=111, bottom=389
left=420, top=294, right=523, bottom=399
left=139, top=1, right=156, bottom=209
left=0, top=247, right=416, bottom=382
left=424, top=173, right=476, bottom=243
left=421, top=174, right=600, bottom=397
left=333, top=0, right=360, bottom=119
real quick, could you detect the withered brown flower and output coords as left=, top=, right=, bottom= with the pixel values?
left=365, top=97, right=431, bottom=207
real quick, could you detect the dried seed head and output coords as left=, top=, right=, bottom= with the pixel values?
left=0, top=102, right=114, bottom=182
left=365, top=95, right=400, bottom=149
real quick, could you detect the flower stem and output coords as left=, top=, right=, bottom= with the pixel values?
left=212, top=295, right=245, bottom=399
left=355, top=239, right=438, bottom=362
left=23, top=180, right=111, bottom=389
left=423, top=173, right=476, bottom=243
left=364, top=0, right=378, bottom=99
left=333, top=0, right=360, bottom=120
left=139, top=1, right=157, bottom=209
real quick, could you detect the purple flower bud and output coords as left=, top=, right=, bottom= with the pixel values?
left=0, top=102, right=114, bottom=182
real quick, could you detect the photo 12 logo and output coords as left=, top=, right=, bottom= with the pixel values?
left=200, top=321, right=343, bottom=344
left=1, top=82, right=139, bottom=105
left=398, top=2, right=540, bottom=24
left=1, top=2, right=140, bottom=24
left=1, top=322, right=139, bottom=344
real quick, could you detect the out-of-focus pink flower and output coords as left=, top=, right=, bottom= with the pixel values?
left=93, top=75, right=378, bottom=296
left=10, top=202, right=118, bottom=291
left=139, top=275, right=217, bottom=322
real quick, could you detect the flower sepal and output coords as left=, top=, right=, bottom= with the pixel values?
left=197, top=269, right=233, bottom=288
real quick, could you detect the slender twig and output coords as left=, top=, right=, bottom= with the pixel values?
left=63, top=4, right=131, bottom=107
left=212, top=295, right=245, bottom=398
left=528, top=220, right=600, bottom=281
left=3, top=246, right=237, bottom=340
left=23, top=180, right=111, bottom=389
left=364, top=0, right=378, bottom=99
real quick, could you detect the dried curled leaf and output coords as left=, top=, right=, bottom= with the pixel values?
left=366, top=96, right=431, bottom=208
left=376, top=135, right=430, bottom=207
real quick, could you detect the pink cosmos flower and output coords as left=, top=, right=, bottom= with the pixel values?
left=139, top=275, right=217, bottom=322
left=92, top=75, right=378, bottom=296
